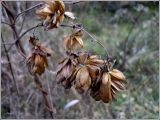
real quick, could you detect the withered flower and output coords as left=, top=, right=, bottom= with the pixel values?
left=27, top=36, right=53, bottom=75
left=90, top=60, right=126, bottom=103
left=100, top=68, right=126, bottom=103
left=36, top=0, right=65, bottom=29
left=72, top=52, right=105, bottom=93
left=56, top=52, right=78, bottom=89
left=64, top=29, right=84, bottom=51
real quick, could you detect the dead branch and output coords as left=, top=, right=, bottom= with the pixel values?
left=33, top=75, right=54, bottom=118
left=1, top=34, right=20, bottom=96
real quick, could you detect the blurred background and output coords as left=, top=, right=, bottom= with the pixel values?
left=1, top=1, right=159, bottom=119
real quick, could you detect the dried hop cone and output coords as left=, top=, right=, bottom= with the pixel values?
left=56, top=52, right=78, bottom=89
left=71, top=52, right=105, bottom=93
left=90, top=63, right=126, bottom=103
left=64, top=29, right=84, bottom=51
left=27, top=37, right=53, bottom=75
left=100, top=69, right=126, bottom=103
left=36, top=0, right=65, bottom=29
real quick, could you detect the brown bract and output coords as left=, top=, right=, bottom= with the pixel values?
left=91, top=68, right=126, bottom=103
left=72, top=53, right=105, bottom=93
left=64, top=30, right=84, bottom=51
left=56, top=53, right=78, bottom=89
left=27, top=40, right=53, bottom=75
left=36, top=0, right=65, bottom=29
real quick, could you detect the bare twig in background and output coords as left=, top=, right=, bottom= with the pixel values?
left=1, top=34, right=20, bottom=96
left=121, top=12, right=143, bottom=68
left=2, top=1, right=26, bottom=58
left=64, top=1, right=84, bottom=4
left=15, top=2, right=44, bottom=22
left=7, top=23, right=43, bottom=53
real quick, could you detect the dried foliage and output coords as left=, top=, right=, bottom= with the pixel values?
left=2, top=1, right=158, bottom=119
left=64, top=29, right=84, bottom=51
left=56, top=51, right=126, bottom=103
left=27, top=36, right=53, bottom=75
left=36, top=0, right=65, bottom=29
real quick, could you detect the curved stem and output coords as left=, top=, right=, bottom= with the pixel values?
left=14, top=2, right=44, bottom=23
left=82, top=28, right=109, bottom=58
left=7, top=23, right=43, bottom=52
left=60, top=24, right=109, bottom=58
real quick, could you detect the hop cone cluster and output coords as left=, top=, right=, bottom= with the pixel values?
left=27, top=36, right=53, bottom=75
left=36, top=0, right=65, bottom=29
left=56, top=28, right=126, bottom=103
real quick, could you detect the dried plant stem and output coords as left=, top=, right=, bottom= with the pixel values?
left=1, top=34, right=20, bottom=96
left=7, top=23, right=43, bottom=53
left=33, top=75, right=54, bottom=118
left=15, top=2, right=44, bottom=22
left=82, top=28, right=109, bottom=58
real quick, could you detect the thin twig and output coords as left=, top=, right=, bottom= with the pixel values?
left=1, top=21, right=11, bottom=26
left=60, top=24, right=109, bottom=57
left=2, top=2, right=27, bottom=58
left=15, top=2, right=44, bottom=22
left=1, top=34, right=20, bottom=96
left=82, top=28, right=109, bottom=58
left=7, top=23, right=43, bottom=52
left=64, top=1, right=83, bottom=4
left=121, top=12, right=143, bottom=68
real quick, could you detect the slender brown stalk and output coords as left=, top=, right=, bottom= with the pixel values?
left=33, top=75, right=54, bottom=118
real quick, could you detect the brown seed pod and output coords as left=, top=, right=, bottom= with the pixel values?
left=27, top=37, right=52, bottom=75
left=56, top=53, right=78, bottom=89
left=64, top=30, right=84, bottom=51
left=99, top=69, right=126, bottom=103
left=70, top=52, right=105, bottom=93
left=74, top=66, right=91, bottom=93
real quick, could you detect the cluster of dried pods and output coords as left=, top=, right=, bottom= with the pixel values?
left=56, top=28, right=126, bottom=103
left=26, top=0, right=126, bottom=103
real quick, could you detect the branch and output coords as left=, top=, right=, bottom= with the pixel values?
left=15, top=2, right=44, bottom=22
left=34, top=75, right=54, bottom=118
left=64, top=1, right=83, bottom=4
left=121, top=12, right=143, bottom=68
left=7, top=23, right=43, bottom=52
left=1, top=21, right=11, bottom=26
left=60, top=24, right=109, bottom=57
left=1, top=34, right=20, bottom=96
